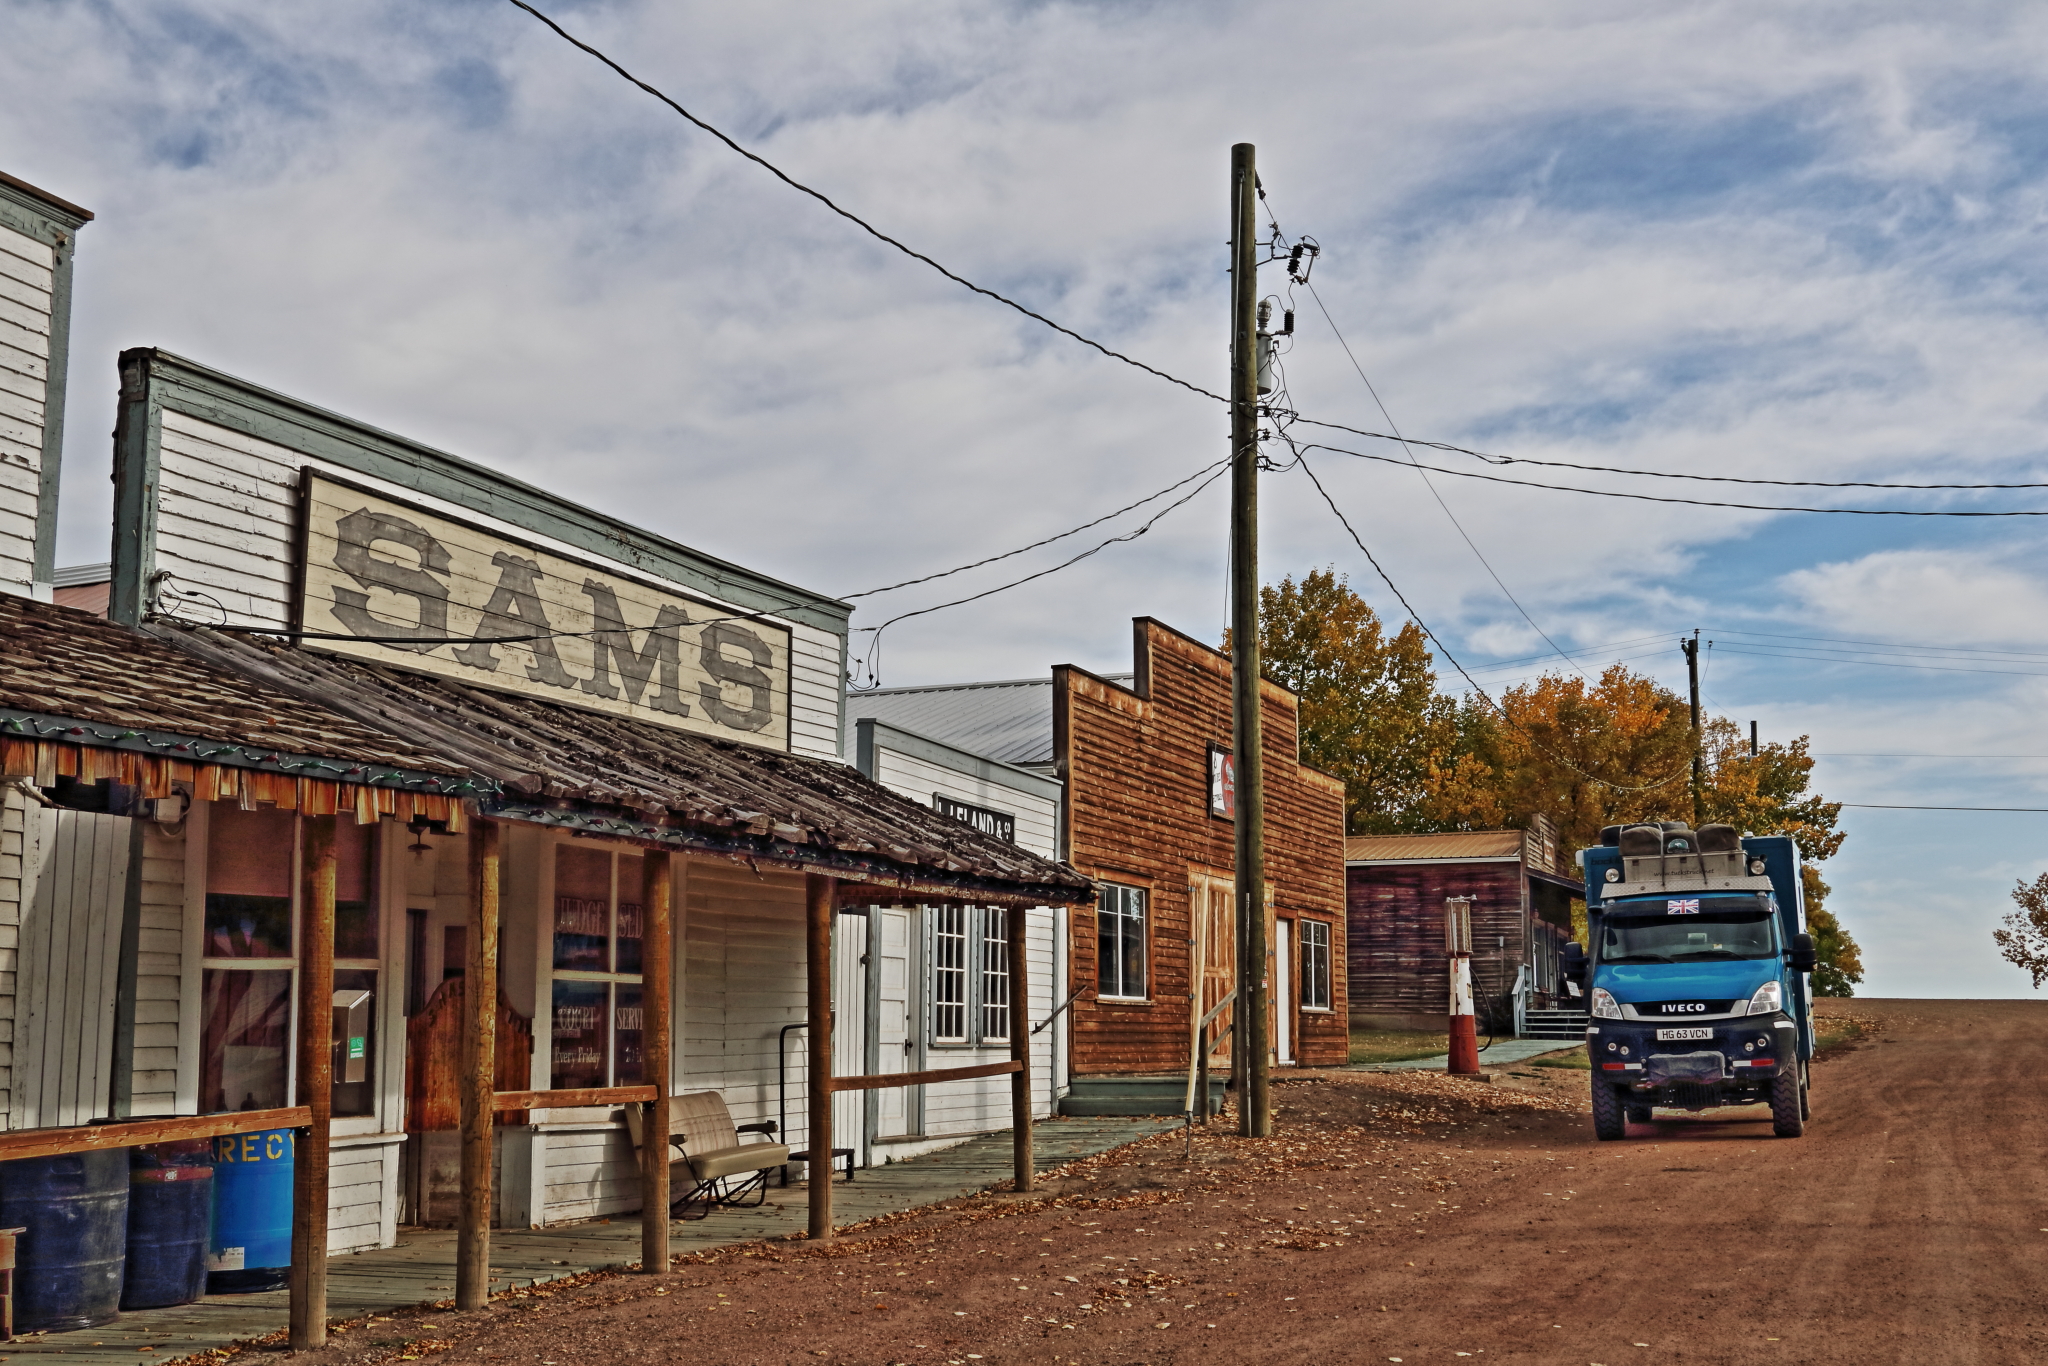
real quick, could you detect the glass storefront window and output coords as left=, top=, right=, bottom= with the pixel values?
left=614, top=986, right=644, bottom=1085
left=335, top=817, right=379, bottom=959
left=206, top=806, right=295, bottom=959
left=331, top=967, right=377, bottom=1117
left=551, top=979, right=609, bottom=1090
left=553, top=846, right=611, bottom=972
left=200, top=968, right=292, bottom=1112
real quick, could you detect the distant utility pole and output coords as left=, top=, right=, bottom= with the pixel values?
left=1682, top=630, right=1704, bottom=826
left=1229, top=142, right=1271, bottom=1139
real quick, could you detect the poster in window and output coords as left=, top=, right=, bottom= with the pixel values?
left=1208, top=743, right=1235, bottom=819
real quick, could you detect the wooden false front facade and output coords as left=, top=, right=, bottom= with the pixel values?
left=1344, top=819, right=1583, bottom=1032
left=1056, top=619, right=1348, bottom=1075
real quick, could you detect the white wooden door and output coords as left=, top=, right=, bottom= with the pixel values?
left=874, top=908, right=914, bottom=1138
left=832, top=913, right=867, bottom=1166
left=1273, top=919, right=1293, bottom=1065
left=14, top=809, right=131, bottom=1129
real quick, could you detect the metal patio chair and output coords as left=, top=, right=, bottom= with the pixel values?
left=625, top=1091, right=790, bottom=1220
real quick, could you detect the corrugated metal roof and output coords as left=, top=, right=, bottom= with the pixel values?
left=1345, top=831, right=1525, bottom=863
left=844, top=676, right=1129, bottom=769
left=146, top=621, right=1094, bottom=906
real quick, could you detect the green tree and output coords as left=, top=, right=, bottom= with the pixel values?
left=1803, top=865, right=1862, bottom=997
left=1246, top=569, right=1472, bottom=834
left=1994, top=873, right=2048, bottom=989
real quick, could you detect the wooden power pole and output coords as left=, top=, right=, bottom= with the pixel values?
left=1229, top=142, right=1271, bottom=1139
left=1682, top=631, right=1704, bottom=826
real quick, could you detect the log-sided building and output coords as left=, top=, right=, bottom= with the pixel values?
left=1344, top=817, right=1581, bottom=1033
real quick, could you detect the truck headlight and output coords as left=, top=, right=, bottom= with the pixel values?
left=1590, top=987, right=1623, bottom=1020
left=1746, top=981, right=1783, bottom=1016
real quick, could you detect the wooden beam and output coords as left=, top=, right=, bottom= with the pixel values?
left=827, top=1060, right=1020, bottom=1093
left=457, top=816, right=500, bottom=1312
left=805, top=874, right=834, bottom=1241
left=289, top=815, right=336, bottom=1350
left=1008, top=906, right=1033, bottom=1193
left=639, top=850, right=672, bottom=1275
left=489, top=1086, right=656, bottom=1112
left=0, top=1108, right=313, bottom=1163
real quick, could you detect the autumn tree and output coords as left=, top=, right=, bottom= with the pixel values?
left=1994, top=873, right=2048, bottom=989
left=1245, top=569, right=1481, bottom=834
left=1803, top=865, right=1862, bottom=997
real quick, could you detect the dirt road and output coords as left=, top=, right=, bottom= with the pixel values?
left=279, top=998, right=2048, bottom=1366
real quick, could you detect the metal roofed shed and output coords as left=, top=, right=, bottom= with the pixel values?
left=844, top=676, right=1131, bottom=773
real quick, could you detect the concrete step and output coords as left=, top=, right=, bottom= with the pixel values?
left=1059, top=1075, right=1227, bottom=1117
left=1523, top=1009, right=1590, bottom=1041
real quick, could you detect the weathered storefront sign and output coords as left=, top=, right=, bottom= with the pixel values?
left=296, top=472, right=791, bottom=749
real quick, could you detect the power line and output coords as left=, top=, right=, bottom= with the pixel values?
left=1840, top=803, right=2048, bottom=813
left=1710, top=645, right=2048, bottom=679
left=504, top=0, right=1225, bottom=405
left=1299, top=440, right=2048, bottom=515
left=1256, top=192, right=1589, bottom=681
left=1818, top=753, right=2048, bottom=760
left=1292, top=450, right=1688, bottom=796
left=1710, top=628, right=2048, bottom=662
left=1285, top=415, right=2048, bottom=491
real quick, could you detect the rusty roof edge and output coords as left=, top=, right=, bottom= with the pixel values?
left=0, top=705, right=487, bottom=796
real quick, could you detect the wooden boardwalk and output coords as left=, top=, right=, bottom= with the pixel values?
left=0, top=1116, right=1176, bottom=1366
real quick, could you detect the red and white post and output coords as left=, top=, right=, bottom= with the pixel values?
left=1446, top=897, right=1480, bottom=1075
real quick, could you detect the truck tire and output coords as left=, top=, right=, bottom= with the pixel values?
left=1770, top=1067, right=1805, bottom=1138
left=1592, top=1079, right=1626, bottom=1141
left=1800, top=1062, right=1811, bottom=1120
left=1625, top=1104, right=1653, bottom=1125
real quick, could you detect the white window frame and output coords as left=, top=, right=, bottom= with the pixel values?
left=927, top=906, right=1010, bottom=1048
left=546, top=845, right=647, bottom=1090
left=1300, top=917, right=1333, bottom=1012
left=1096, top=883, right=1147, bottom=1002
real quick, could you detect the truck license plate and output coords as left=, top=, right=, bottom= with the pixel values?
left=1655, top=1027, right=1714, bottom=1042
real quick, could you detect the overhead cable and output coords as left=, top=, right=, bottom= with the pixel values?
left=504, top=0, right=1224, bottom=405
left=1300, top=441, right=2048, bottom=515
left=1292, top=449, right=1689, bottom=795
left=1286, top=415, right=2048, bottom=491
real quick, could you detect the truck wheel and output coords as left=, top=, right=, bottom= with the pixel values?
left=1800, top=1062, right=1811, bottom=1120
left=1770, top=1068, right=1805, bottom=1138
left=1592, top=1079, right=1626, bottom=1141
left=1625, top=1104, right=1653, bottom=1125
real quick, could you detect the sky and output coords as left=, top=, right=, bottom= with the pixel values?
left=8, top=0, right=2048, bottom=998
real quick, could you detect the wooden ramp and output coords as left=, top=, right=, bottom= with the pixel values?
left=0, top=1116, right=1176, bottom=1366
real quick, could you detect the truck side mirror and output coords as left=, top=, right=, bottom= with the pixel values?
left=1561, top=941, right=1587, bottom=986
left=1788, top=933, right=1817, bottom=974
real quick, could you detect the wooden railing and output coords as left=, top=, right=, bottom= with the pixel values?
left=491, top=1086, right=657, bottom=1111
left=828, top=1060, right=1021, bottom=1093
left=0, top=1106, right=314, bottom=1163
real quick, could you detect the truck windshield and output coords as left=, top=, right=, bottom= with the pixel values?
left=1598, top=895, right=1778, bottom=964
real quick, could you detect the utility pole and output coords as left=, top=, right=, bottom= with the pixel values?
left=1750, top=720, right=1759, bottom=758
left=1682, top=631, right=1704, bottom=826
left=1229, top=142, right=1270, bottom=1139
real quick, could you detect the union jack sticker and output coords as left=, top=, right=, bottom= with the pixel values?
left=1668, top=898, right=1701, bottom=914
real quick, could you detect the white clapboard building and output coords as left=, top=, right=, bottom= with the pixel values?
left=0, top=171, right=90, bottom=599
left=0, top=295, right=1090, bottom=1265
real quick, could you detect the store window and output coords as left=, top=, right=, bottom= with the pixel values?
left=550, top=845, right=644, bottom=1089
left=1300, top=918, right=1332, bottom=1011
left=1096, top=884, right=1146, bottom=1000
left=928, top=907, right=1009, bottom=1046
left=202, top=809, right=386, bottom=1117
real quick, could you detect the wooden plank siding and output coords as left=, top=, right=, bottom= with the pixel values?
left=149, top=409, right=846, bottom=763
left=1057, top=618, right=1347, bottom=1074
left=0, top=220, right=52, bottom=593
left=1345, top=860, right=1528, bottom=1031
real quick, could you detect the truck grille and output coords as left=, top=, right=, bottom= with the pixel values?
left=1634, top=999, right=1739, bottom=1017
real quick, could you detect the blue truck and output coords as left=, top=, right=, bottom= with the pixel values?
left=1562, top=821, right=1818, bottom=1140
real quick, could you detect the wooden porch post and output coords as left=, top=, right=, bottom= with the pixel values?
left=457, top=817, right=500, bottom=1311
left=805, top=874, right=835, bottom=1241
left=288, top=815, right=336, bottom=1350
left=639, top=850, right=673, bottom=1273
left=1009, top=904, right=1033, bottom=1193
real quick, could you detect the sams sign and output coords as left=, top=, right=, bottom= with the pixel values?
left=297, top=472, right=791, bottom=749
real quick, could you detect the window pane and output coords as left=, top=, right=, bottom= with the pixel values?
left=1118, top=890, right=1146, bottom=999
left=335, top=817, right=379, bottom=960
left=614, top=985, right=644, bottom=1085
left=200, top=968, right=292, bottom=1113
left=933, top=906, right=967, bottom=1042
left=616, top=854, right=644, bottom=976
left=1096, top=886, right=1144, bottom=999
left=1096, top=889, right=1121, bottom=998
left=551, top=979, right=609, bottom=1089
left=206, top=807, right=295, bottom=959
left=332, top=967, right=377, bottom=1117
left=981, top=909, right=1010, bottom=1041
left=553, top=846, right=611, bottom=972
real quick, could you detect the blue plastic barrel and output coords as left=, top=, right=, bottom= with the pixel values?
left=207, top=1129, right=293, bottom=1294
left=122, top=1138, right=214, bottom=1310
left=0, top=1150, right=129, bottom=1332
